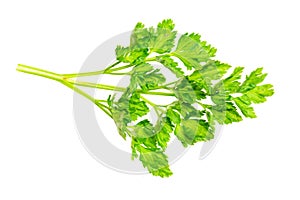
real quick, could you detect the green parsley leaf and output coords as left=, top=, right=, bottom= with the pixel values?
left=192, top=120, right=213, bottom=143
left=115, top=45, right=148, bottom=64
left=189, top=60, right=231, bottom=81
left=173, top=78, right=197, bottom=104
left=139, top=148, right=173, bottom=177
left=233, top=97, right=257, bottom=118
left=211, top=102, right=243, bottom=124
left=129, top=92, right=149, bottom=121
left=174, top=119, right=197, bottom=147
left=132, top=121, right=158, bottom=150
left=156, top=55, right=184, bottom=77
left=188, top=33, right=217, bottom=57
left=243, top=84, right=274, bottom=104
left=176, top=102, right=204, bottom=119
left=132, top=63, right=166, bottom=90
left=155, top=117, right=174, bottom=149
left=239, top=67, right=267, bottom=93
left=172, top=33, right=214, bottom=70
left=133, top=119, right=155, bottom=138
left=149, top=19, right=177, bottom=53
left=166, top=107, right=181, bottom=124
left=130, top=22, right=151, bottom=50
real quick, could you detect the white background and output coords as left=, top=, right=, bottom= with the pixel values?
left=1, top=0, right=299, bottom=199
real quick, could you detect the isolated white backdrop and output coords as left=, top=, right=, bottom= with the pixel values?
left=1, top=0, right=299, bottom=199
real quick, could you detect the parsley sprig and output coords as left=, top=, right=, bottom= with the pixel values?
left=17, top=19, right=274, bottom=177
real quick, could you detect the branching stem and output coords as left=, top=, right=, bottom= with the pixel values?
left=17, top=64, right=175, bottom=118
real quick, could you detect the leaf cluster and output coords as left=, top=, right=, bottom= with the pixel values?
left=108, top=19, right=274, bottom=177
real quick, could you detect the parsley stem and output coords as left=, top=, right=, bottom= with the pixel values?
left=140, top=91, right=175, bottom=96
left=17, top=63, right=175, bottom=113
left=61, top=82, right=113, bottom=118
left=17, top=64, right=63, bottom=82
left=66, top=79, right=126, bottom=92
left=145, top=53, right=172, bottom=62
left=67, top=79, right=175, bottom=96
left=17, top=64, right=113, bottom=118
left=96, top=99, right=109, bottom=103
left=63, top=62, right=132, bottom=78
left=197, top=101, right=210, bottom=109
left=106, top=72, right=131, bottom=75
left=103, top=61, right=121, bottom=72
left=140, top=95, right=164, bottom=115
left=145, top=57, right=156, bottom=62
left=107, top=64, right=133, bottom=72
left=63, top=69, right=106, bottom=78
left=161, top=80, right=179, bottom=87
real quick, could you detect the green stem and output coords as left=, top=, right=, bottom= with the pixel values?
left=141, top=90, right=175, bottom=96
left=107, top=64, right=133, bottom=72
left=63, top=69, right=106, bottom=78
left=140, top=95, right=164, bottom=116
left=96, top=99, right=109, bottom=103
left=106, top=72, right=131, bottom=75
left=95, top=102, right=112, bottom=117
left=17, top=64, right=112, bottom=118
left=17, top=64, right=63, bottom=82
left=103, top=61, right=121, bottom=72
left=67, top=79, right=126, bottom=92
left=145, top=53, right=172, bottom=62
left=145, top=57, right=157, bottom=62
left=17, top=64, right=176, bottom=97
left=95, top=101, right=110, bottom=110
left=17, top=64, right=175, bottom=118
left=197, top=101, right=210, bottom=109
left=63, top=62, right=131, bottom=78
left=70, top=79, right=175, bottom=96
left=63, top=81, right=112, bottom=118
left=162, top=80, right=179, bottom=87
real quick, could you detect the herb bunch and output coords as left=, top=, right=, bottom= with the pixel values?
left=17, top=19, right=274, bottom=177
